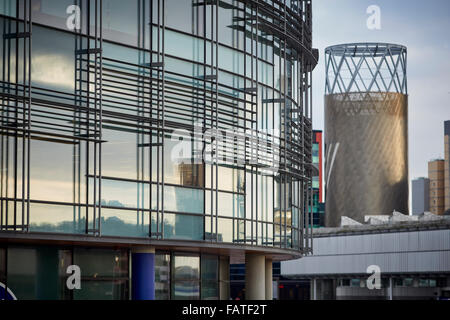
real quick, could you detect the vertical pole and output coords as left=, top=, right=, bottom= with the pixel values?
left=389, top=277, right=393, bottom=301
left=265, top=258, right=273, bottom=300
left=312, top=278, right=317, bottom=300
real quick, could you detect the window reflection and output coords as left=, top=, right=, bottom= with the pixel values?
left=31, top=25, right=75, bottom=93
left=155, top=253, right=170, bottom=300
left=73, top=248, right=129, bottom=300
left=0, top=1, right=309, bottom=251
left=6, top=246, right=72, bottom=300
left=201, top=255, right=218, bottom=300
left=154, top=185, right=204, bottom=214
left=163, top=213, right=203, bottom=241
left=101, top=209, right=148, bottom=238
left=29, top=203, right=85, bottom=234
left=172, top=253, right=200, bottom=300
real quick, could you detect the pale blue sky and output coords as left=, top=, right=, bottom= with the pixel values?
left=312, top=0, right=450, bottom=196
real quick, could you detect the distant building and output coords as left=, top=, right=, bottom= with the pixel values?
left=445, top=121, right=450, bottom=213
left=312, top=131, right=325, bottom=227
left=281, top=214, right=450, bottom=300
left=412, top=178, right=430, bottom=215
left=429, top=160, right=446, bottom=215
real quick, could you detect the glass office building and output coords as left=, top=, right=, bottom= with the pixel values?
left=0, top=0, right=317, bottom=299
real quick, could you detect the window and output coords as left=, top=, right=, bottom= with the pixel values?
left=340, top=279, right=350, bottom=287
left=201, top=255, right=218, bottom=300
left=165, top=0, right=204, bottom=36
left=163, top=213, right=203, bottom=240
left=155, top=253, right=171, bottom=300
left=172, top=254, right=200, bottom=300
left=31, top=25, right=75, bottom=94
left=0, top=0, right=16, bottom=17
left=29, top=203, right=85, bottom=234
left=102, top=0, right=140, bottom=46
left=73, top=248, right=129, bottom=300
left=6, top=246, right=72, bottom=300
left=30, top=140, right=74, bottom=203
left=158, top=186, right=204, bottom=214
left=101, top=208, right=149, bottom=238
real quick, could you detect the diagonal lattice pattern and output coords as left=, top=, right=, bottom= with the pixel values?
left=325, top=43, right=407, bottom=95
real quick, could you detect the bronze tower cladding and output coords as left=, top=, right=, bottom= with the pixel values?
left=324, top=43, right=409, bottom=227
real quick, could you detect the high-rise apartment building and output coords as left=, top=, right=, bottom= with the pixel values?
left=0, top=0, right=317, bottom=300
left=445, top=121, right=450, bottom=213
left=428, top=160, right=445, bottom=215
left=412, top=178, right=430, bottom=215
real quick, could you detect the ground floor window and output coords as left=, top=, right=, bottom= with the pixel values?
left=0, top=245, right=226, bottom=300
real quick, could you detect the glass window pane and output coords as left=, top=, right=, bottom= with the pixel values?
left=6, top=246, right=71, bottom=300
left=200, top=255, right=219, bottom=300
left=201, top=255, right=218, bottom=281
left=165, top=29, right=204, bottom=63
left=29, top=203, right=85, bottom=234
left=172, top=280, right=200, bottom=300
left=74, top=248, right=128, bottom=278
left=165, top=0, right=201, bottom=35
left=173, top=254, right=200, bottom=281
left=102, top=128, right=143, bottom=180
left=206, top=192, right=244, bottom=218
left=102, top=0, right=139, bottom=46
left=0, top=0, right=16, bottom=17
left=101, top=209, right=149, bottom=237
left=30, top=140, right=74, bottom=203
left=155, top=253, right=170, bottom=300
left=206, top=166, right=244, bottom=193
left=201, top=281, right=218, bottom=300
left=234, top=219, right=245, bottom=243
left=101, top=178, right=149, bottom=210
left=32, top=25, right=75, bottom=94
left=155, top=185, right=204, bottom=214
left=217, top=218, right=233, bottom=243
left=163, top=137, right=204, bottom=188
left=32, top=0, right=75, bottom=31
left=163, top=213, right=203, bottom=241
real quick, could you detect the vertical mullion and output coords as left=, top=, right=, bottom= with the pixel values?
left=158, top=0, right=166, bottom=238
left=255, top=3, right=259, bottom=246
left=214, top=0, right=219, bottom=242
left=98, top=0, right=103, bottom=236
left=85, top=0, right=90, bottom=234
left=155, top=0, right=160, bottom=239
left=20, top=0, right=27, bottom=231
left=13, top=0, right=19, bottom=231
left=26, top=0, right=32, bottom=231
left=149, top=0, right=153, bottom=238
left=92, top=0, right=98, bottom=235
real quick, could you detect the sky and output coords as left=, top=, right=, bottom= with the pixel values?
left=312, top=0, right=450, bottom=210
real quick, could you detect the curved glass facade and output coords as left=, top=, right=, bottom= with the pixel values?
left=0, top=0, right=316, bottom=254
